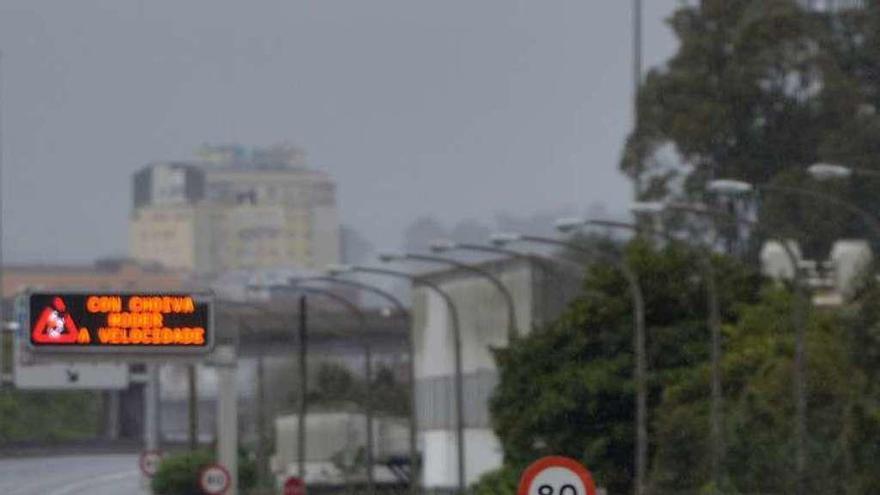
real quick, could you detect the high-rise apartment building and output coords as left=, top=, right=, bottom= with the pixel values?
left=130, top=145, right=340, bottom=274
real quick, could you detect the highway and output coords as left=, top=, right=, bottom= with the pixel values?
left=0, top=454, right=147, bottom=495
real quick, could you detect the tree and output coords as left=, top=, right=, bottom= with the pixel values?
left=489, top=240, right=762, bottom=494
left=650, top=287, right=860, bottom=493
left=151, top=449, right=256, bottom=495
left=488, top=239, right=880, bottom=492
left=622, top=0, right=880, bottom=257
left=307, top=362, right=410, bottom=416
left=0, top=390, right=101, bottom=442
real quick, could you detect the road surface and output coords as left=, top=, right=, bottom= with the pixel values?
left=0, top=454, right=147, bottom=494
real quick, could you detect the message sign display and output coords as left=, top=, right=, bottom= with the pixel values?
left=28, top=292, right=213, bottom=355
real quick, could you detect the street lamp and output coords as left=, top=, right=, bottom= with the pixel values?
left=807, top=162, right=854, bottom=180
left=706, top=179, right=811, bottom=493
left=626, top=205, right=727, bottom=489
left=491, top=230, right=649, bottom=495
left=254, top=284, right=373, bottom=493
left=706, top=179, right=754, bottom=195
left=292, top=276, right=418, bottom=495
left=378, top=252, right=519, bottom=341
left=429, top=239, right=576, bottom=317
left=328, top=264, right=465, bottom=494
left=807, top=162, right=880, bottom=181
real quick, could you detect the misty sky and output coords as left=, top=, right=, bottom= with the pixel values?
left=0, top=1, right=680, bottom=264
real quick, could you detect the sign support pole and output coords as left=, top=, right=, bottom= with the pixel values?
left=215, top=345, right=238, bottom=495
left=188, top=364, right=199, bottom=450
left=144, top=363, right=160, bottom=451
left=297, top=295, right=308, bottom=479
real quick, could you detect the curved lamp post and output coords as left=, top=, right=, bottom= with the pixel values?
left=379, top=252, right=519, bottom=341
left=259, top=284, right=374, bottom=494
left=567, top=212, right=727, bottom=491
left=490, top=230, right=649, bottom=495
left=328, top=264, right=465, bottom=494
left=706, top=178, right=817, bottom=494
left=429, top=239, right=576, bottom=320
left=636, top=198, right=810, bottom=492
left=720, top=173, right=880, bottom=491
left=292, top=275, right=419, bottom=495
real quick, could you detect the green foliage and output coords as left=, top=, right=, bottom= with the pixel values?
left=151, top=449, right=257, bottom=495
left=0, top=390, right=101, bottom=442
left=490, top=241, right=762, bottom=494
left=650, top=287, right=859, bottom=493
left=622, top=0, right=880, bottom=256
left=488, top=240, right=880, bottom=492
left=469, top=465, right=519, bottom=495
left=308, top=362, right=410, bottom=416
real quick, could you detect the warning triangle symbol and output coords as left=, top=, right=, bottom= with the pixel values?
left=32, top=297, right=80, bottom=344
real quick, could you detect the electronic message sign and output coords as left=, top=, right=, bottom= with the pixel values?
left=28, top=292, right=213, bottom=355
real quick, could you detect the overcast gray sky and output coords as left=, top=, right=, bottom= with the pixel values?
left=0, top=0, right=680, bottom=263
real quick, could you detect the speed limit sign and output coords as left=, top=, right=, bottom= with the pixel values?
left=138, top=450, right=163, bottom=478
left=198, top=463, right=231, bottom=494
left=518, top=456, right=597, bottom=495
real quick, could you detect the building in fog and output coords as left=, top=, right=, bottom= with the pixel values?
left=411, top=257, right=580, bottom=490
left=2, top=258, right=188, bottom=296
left=130, top=144, right=340, bottom=274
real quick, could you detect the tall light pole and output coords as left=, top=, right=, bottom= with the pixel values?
left=256, top=284, right=372, bottom=493
left=328, top=264, right=465, bottom=494
left=292, top=275, right=419, bottom=495
left=649, top=198, right=811, bottom=491
left=632, top=0, right=643, bottom=197
left=707, top=178, right=813, bottom=494
left=629, top=204, right=726, bottom=491
left=490, top=231, right=648, bottom=495
left=379, top=252, right=519, bottom=342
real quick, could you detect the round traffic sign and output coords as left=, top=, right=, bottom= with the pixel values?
left=283, top=476, right=306, bottom=495
left=198, top=463, right=231, bottom=494
left=518, top=456, right=597, bottom=495
left=139, top=450, right=163, bottom=478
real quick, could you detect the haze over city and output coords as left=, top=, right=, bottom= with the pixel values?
left=0, top=0, right=679, bottom=263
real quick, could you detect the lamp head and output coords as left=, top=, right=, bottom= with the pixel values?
left=489, top=232, right=522, bottom=247
left=807, top=162, right=852, bottom=181
left=630, top=201, right=666, bottom=214
left=378, top=252, right=405, bottom=263
left=325, top=264, right=353, bottom=276
left=707, top=179, right=754, bottom=195
left=554, top=217, right=587, bottom=233
left=429, top=239, right=458, bottom=253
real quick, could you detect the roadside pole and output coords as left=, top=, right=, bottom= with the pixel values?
left=188, top=364, right=199, bottom=450
left=214, top=345, right=238, bottom=495
left=144, top=363, right=161, bottom=451
left=297, top=294, right=308, bottom=479
left=142, top=363, right=161, bottom=489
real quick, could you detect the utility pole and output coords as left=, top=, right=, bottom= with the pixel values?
left=214, top=345, right=239, bottom=495
left=144, top=364, right=161, bottom=452
left=632, top=0, right=643, bottom=199
left=0, top=51, right=5, bottom=368
left=188, top=364, right=199, bottom=450
left=297, top=294, right=308, bottom=479
left=256, top=354, right=268, bottom=486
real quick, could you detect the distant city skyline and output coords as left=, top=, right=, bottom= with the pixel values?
left=0, top=1, right=681, bottom=263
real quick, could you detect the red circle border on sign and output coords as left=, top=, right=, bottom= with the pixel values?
left=198, top=463, right=232, bottom=494
left=517, top=456, right=597, bottom=495
left=138, top=449, right=163, bottom=477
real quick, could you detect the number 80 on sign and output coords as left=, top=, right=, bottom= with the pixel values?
left=518, top=456, right=597, bottom=495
